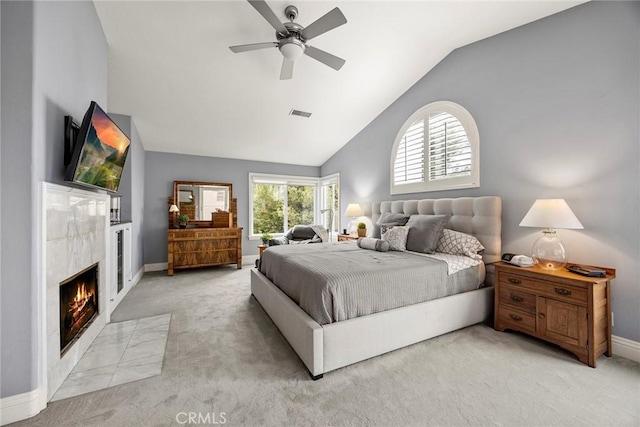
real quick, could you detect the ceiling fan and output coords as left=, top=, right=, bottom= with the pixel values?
left=229, top=0, right=347, bottom=80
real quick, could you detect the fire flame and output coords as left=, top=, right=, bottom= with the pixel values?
left=69, top=282, right=93, bottom=313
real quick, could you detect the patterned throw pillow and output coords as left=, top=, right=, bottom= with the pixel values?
left=436, top=228, right=485, bottom=260
left=381, top=226, right=410, bottom=251
left=373, top=213, right=410, bottom=238
left=379, top=223, right=400, bottom=236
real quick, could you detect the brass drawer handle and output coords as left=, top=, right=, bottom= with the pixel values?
left=510, top=294, right=523, bottom=302
left=508, top=278, right=522, bottom=284
left=509, top=314, right=523, bottom=321
left=555, top=288, right=572, bottom=296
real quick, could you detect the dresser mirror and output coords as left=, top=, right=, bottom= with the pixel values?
left=173, top=181, right=233, bottom=224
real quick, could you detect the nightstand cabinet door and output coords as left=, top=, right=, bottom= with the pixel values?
left=538, top=297, right=588, bottom=349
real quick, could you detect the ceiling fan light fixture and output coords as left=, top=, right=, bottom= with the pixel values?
left=279, top=39, right=305, bottom=60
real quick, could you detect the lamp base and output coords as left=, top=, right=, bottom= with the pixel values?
left=347, top=219, right=358, bottom=235
left=532, top=229, right=567, bottom=270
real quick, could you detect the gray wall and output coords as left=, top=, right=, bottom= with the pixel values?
left=144, top=151, right=319, bottom=263
left=0, top=1, right=108, bottom=398
left=111, top=114, right=146, bottom=276
left=322, top=1, right=640, bottom=342
left=130, top=120, right=146, bottom=275
left=1, top=0, right=35, bottom=399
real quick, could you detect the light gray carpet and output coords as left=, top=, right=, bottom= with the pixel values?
left=15, top=262, right=639, bottom=426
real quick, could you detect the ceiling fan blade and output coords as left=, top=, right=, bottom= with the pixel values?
left=304, top=45, right=345, bottom=71
left=248, top=0, right=288, bottom=35
left=280, top=58, right=294, bottom=80
left=301, top=7, right=347, bottom=40
left=229, top=42, right=278, bottom=53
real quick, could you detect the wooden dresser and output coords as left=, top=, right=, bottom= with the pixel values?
left=494, top=262, right=615, bottom=367
left=167, top=227, right=242, bottom=275
left=167, top=181, right=242, bottom=275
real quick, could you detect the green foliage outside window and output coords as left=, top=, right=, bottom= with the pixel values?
left=287, top=185, right=314, bottom=227
left=253, top=183, right=285, bottom=234
left=253, top=183, right=315, bottom=235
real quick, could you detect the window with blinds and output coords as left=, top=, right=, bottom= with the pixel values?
left=390, top=101, right=479, bottom=194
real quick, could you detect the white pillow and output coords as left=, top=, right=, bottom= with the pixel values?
left=382, top=226, right=410, bottom=251
left=436, top=229, right=485, bottom=261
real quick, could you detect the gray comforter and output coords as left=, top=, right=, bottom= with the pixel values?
left=259, top=242, right=482, bottom=325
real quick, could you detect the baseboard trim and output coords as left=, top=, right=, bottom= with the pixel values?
left=612, top=335, right=640, bottom=363
left=132, top=266, right=144, bottom=286
left=145, top=262, right=167, bottom=272
left=242, top=255, right=259, bottom=266
left=0, top=388, right=45, bottom=426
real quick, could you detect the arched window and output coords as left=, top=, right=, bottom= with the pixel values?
left=391, top=101, right=479, bottom=194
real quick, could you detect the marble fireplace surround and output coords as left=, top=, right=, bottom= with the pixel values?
left=41, top=182, right=111, bottom=401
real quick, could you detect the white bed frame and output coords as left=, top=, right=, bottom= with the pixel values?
left=250, top=196, right=502, bottom=379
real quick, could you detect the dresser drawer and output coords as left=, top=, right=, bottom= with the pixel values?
left=497, top=305, right=536, bottom=334
left=498, top=285, right=536, bottom=314
left=499, top=272, right=587, bottom=305
left=196, top=230, right=240, bottom=239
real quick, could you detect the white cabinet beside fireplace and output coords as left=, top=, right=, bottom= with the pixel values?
left=109, top=222, right=132, bottom=313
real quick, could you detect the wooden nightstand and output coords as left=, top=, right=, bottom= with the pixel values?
left=494, top=262, right=615, bottom=367
left=258, top=244, right=268, bottom=257
left=337, top=234, right=359, bottom=242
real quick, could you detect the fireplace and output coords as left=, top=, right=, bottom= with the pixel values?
left=60, top=263, right=99, bottom=355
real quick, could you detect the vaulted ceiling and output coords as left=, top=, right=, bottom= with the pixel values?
left=95, top=0, right=583, bottom=166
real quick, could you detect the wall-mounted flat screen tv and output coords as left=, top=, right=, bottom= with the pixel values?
left=65, top=101, right=130, bottom=193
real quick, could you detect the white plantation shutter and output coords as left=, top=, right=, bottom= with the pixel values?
left=390, top=101, right=479, bottom=194
left=393, top=120, right=425, bottom=184
left=428, top=112, right=471, bottom=181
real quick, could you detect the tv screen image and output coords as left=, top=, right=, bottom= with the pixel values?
left=66, top=101, right=130, bottom=192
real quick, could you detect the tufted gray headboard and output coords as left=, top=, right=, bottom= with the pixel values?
left=372, top=196, right=502, bottom=285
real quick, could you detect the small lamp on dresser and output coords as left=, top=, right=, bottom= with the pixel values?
left=519, top=199, right=583, bottom=270
left=169, top=204, right=180, bottom=228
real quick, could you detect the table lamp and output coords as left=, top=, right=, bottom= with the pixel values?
left=344, top=203, right=364, bottom=235
left=519, top=199, right=583, bottom=270
left=169, top=204, right=180, bottom=228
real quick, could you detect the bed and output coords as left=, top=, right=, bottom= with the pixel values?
left=250, top=196, right=502, bottom=379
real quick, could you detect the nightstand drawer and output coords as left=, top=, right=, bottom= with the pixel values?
left=499, top=272, right=587, bottom=305
left=535, top=282, right=587, bottom=305
left=499, top=285, right=536, bottom=314
left=497, top=305, right=536, bottom=334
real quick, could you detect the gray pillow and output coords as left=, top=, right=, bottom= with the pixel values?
left=373, top=212, right=410, bottom=238
left=405, top=214, right=448, bottom=254
left=357, top=237, right=390, bottom=252
left=376, top=212, right=410, bottom=226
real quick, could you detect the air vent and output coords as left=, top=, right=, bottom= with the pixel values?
left=289, top=109, right=312, bottom=118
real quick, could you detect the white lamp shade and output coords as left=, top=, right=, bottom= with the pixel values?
left=169, top=204, right=180, bottom=213
left=344, top=203, right=364, bottom=218
left=519, top=199, right=583, bottom=230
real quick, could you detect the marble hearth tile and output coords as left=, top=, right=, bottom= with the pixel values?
left=88, top=329, right=134, bottom=350
left=119, top=337, right=168, bottom=363
left=136, top=314, right=171, bottom=331
left=109, top=361, right=163, bottom=387
left=117, top=352, right=165, bottom=369
left=130, top=328, right=170, bottom=345
left=100, top=319, right=138, bottom=337
left=72, top=345, right=126, bottom=372
left=86, top=338, right=130, bottom=355
left=51, top=365, right=115, bottom=402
